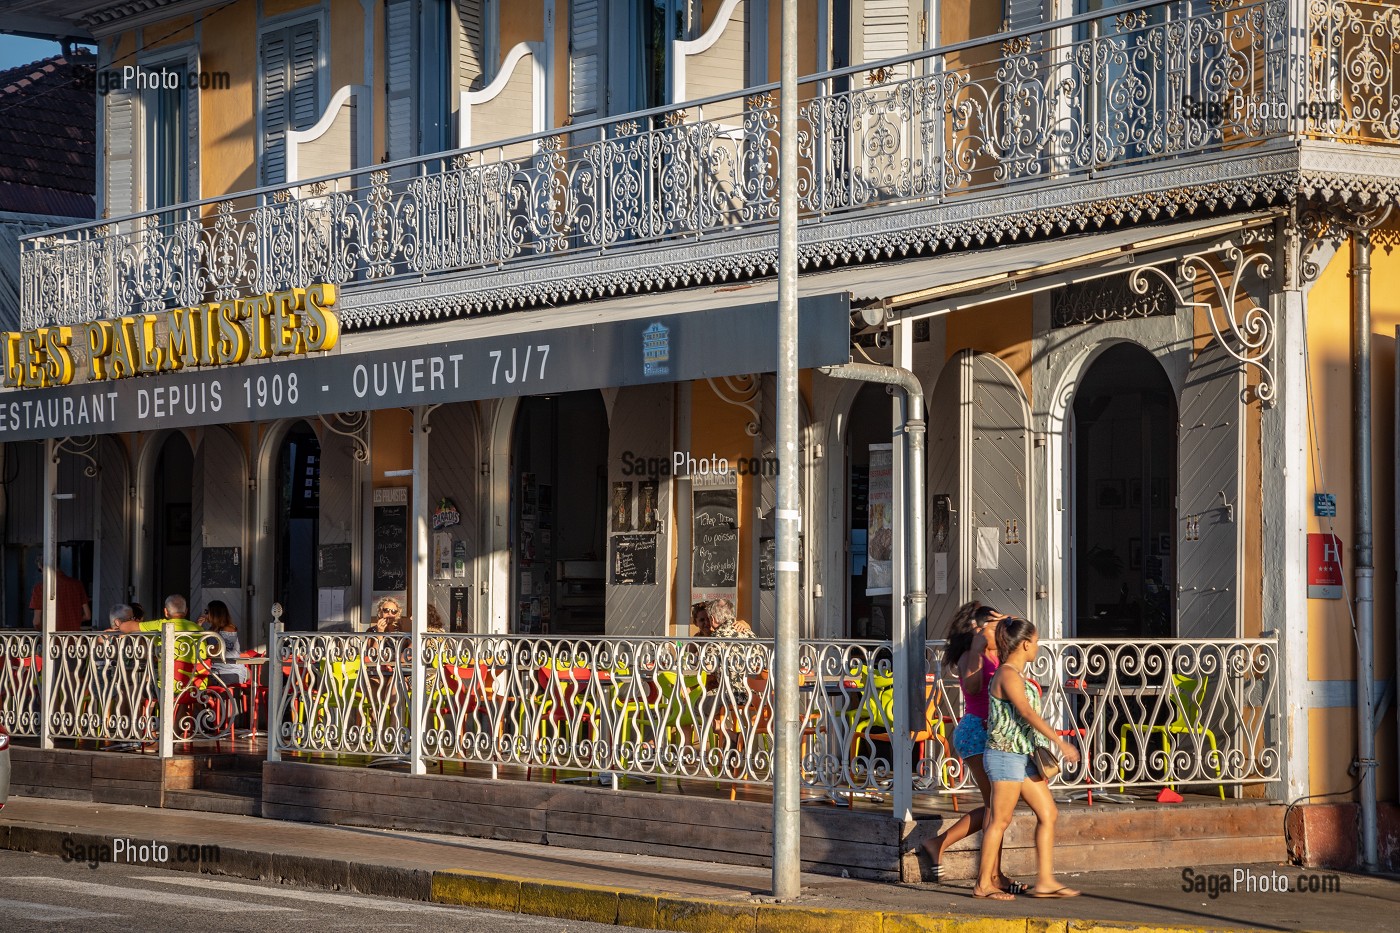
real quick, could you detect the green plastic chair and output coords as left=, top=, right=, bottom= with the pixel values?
left=1118, top=673, right=1225, bottom=798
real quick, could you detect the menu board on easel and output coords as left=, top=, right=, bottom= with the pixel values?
left=372, top=487, right=408, bottom=592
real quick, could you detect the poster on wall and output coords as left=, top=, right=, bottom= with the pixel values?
left=611, top=482, right=634, bottom=532
left=866, top=443, right=893, bottom=595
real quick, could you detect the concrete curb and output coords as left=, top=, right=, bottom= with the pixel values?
left=1, top=819, right=1276, bottom=933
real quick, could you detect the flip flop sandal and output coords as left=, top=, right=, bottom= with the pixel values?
left=972, top=888, right=1015, bottom=901
left=1029, top=887, right=1080, bottom=898
left=926, top=861, right=945, bottom=883
left=1004, top=880, right=1030, bottom=895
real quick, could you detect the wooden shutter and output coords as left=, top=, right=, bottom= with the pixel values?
left=261, top=20, right=321, bottom=185
left=569, top=0, right=602, bottom=120
left=967, top=353, right=1032, bottom=619
left=862, top=0, right=909, bottom=64
left=1004, top=0, right=1043, bottom=32
left=458, top=0, right=485, bottom=90
left=1176, top=343, right=1242, bottom=638
left=386, top=0, right=419, bottom=161
left=104, top=83, right=138, bottom=216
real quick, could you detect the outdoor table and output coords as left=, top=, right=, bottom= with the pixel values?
left=236, top=656, right=269, bottom=738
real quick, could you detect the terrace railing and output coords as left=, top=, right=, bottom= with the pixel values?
left=0, top=627, right=234, bottom=750
left=1308, top=0, right=1400, bottom=143
left=265, top=631, right=1280, bottom=804
left=19, top=0, right=1295, bottom=330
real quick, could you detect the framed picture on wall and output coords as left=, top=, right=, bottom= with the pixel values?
left=1095, top=479, right=1126, bottom=510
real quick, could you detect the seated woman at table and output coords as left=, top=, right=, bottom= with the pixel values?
left=696, top=598, right=757, bottom=716
left=370, top=596, right=403, bottom=633
left=923, top=602, right=1015, bottom=887
left=200, top=600, right=248, bottom=689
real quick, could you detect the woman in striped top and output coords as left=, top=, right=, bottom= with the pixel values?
left=974, top=617, right=1081, bottom=901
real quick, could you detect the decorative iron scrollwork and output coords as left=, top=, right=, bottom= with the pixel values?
left=317, top=411, right=370, bottom=462
left=53, top=435, right=100, bottom=477
left=1129, top=246, right=1277, bottom=404
left=1051, top=274, right=1173, bottom=328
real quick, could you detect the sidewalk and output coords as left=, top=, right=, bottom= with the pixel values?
left=1, top=796, right=1394, bottom=933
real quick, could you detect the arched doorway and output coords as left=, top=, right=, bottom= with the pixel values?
left=846, top=383, right=894, bottom=640
left=1072, top=343, right=1177, bottom=639
left=511, top=392, right=607, bottom=635
left=150, top=433, right=194, bottom=612
left=274, top=422, right=321, bottom=631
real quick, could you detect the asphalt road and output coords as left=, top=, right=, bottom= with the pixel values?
left=0, top=849, right=616, bottom=933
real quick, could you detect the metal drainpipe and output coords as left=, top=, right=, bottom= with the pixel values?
left=819, top=361, right=928, bottom=761
left=1352, top=230, right=1378, bottom=872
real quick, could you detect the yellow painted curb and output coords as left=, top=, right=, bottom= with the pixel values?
left=654, top=894, right=759, bottom=933
left=756, top=904, right=883, bottom=933
left=519, top=879, right=623, bottom=924
left=619, top=891, right=661, bottom=928
left=881, top=913, right=960, bottom=933
left=430, top=869, right=522, bottom=913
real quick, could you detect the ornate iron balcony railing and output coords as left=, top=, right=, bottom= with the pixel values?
left=16, top=0, right=1320, bottom=330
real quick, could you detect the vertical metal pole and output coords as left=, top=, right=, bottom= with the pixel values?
left=159, top=620, right=175, bottom=759
left=267, top=615, right=284, bottom=763
left=1351, top=230, right=1378, bottom=872
left=39, top=439, right=56, bottom=750
left=410, top=406, right=430, bottom=776
left=772, top=0, right=802, bottom=902
left=889, top=330, right=913, bottom=821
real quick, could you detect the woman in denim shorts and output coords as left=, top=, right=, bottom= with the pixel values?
left=923, top=604, right=1020, bottom=889
left=975, top=618, right=1082, bottom=901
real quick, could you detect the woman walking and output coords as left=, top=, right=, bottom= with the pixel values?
left=974, top=617, right=1080, bottom=900
left=923, top=603, right=1022, bottom=891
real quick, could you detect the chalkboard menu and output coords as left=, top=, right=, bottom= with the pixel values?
left=759, top=537, right=775, bottom=591
left=692, top=487, right=739, bottom=588
left=611, top=534, right=657, bottom=586
left=373, top=504, right=408, bottom=591
left=317, top=543, right=352, bottom=588
left=201, top=547, right=242, bottom=589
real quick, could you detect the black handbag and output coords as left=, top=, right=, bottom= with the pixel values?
left=1032, top=744, right=1061, bottom=781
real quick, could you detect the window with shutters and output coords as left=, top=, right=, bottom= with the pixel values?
left=259, top=17, right=323, bottom=186
left=1004, top=0, right=1043, bottom=33
left=145, top=62, right=189, bottom=209
left=387, top=0, right=453, bottom=161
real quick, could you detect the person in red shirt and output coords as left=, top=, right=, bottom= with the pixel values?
left=29, top=557, right=91, bottom=632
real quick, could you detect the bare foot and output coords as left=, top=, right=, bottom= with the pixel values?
left=972, top=885, right=1015, bottom=900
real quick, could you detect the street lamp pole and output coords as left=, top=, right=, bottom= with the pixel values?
left=772, top=0, right=801, bottom=901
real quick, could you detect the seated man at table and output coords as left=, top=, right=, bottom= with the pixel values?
left=115, top=595, right=207, bottom=665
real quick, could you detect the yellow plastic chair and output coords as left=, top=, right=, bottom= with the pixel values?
left=1119, top=673, right=1225, bottom=798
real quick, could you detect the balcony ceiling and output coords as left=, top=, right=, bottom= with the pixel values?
left=0, top=0, right=214, bottom=38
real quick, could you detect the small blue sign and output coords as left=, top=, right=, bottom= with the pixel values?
left=642, top=322, right=670, bottom=377
left=1314, top=493, right=1336, bottom=517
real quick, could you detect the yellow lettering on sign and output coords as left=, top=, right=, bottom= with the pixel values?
left=2, top=332, right=23, bottom=388
left=272, top=288, right=306, bottom=356
left=304, top=283, right=340, bottom=351
left=86, top=321, right=114, bottom=381
left=166, top=306, right=206, bottom=371
left=247, top=295, right=275, bottom=360
left=43, top=327, right=75, bottom=386
left=215, top=300, right=251, bottom=364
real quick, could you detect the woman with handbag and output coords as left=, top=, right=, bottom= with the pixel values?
left=973, top=617, right=1081, bottom=900
left=923, top=603, right=1024, bottom=892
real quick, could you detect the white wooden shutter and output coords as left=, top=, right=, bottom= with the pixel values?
left=386, top=0, right=419, bottom=161
left=1004, top=0, right=1043, bottom=32
left=569, top=0, right=602, bottom=120
left=104, top=84, right=138, bottom=216
left=458, top=0, right=485, bottom=90
left=968, top=353, right=1032, bottom=619
left=1176, top=343, right=1242, bottom=638
left=862, top=0, right=909, bottom=64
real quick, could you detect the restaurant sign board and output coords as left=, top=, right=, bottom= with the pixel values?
left=0, top=293, right=850, bottom=441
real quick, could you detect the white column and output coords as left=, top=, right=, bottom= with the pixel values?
left=39, top=438, right=56, bottom=750
left=890, top=322, right=913, bottom=821
left=409, top=406, right=430, bottom=775
left=1262, top=284, right=1308, bottom=801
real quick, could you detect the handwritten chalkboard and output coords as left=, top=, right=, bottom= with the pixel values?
left=201, top=547, right=242, bottom=589
left=759, top=537, right=775, bottom=591
left=692, top=488, right=739, bottom=589
left=611, top=534, right=657, bottom=586
left=318, top=543, right=352, bottom=588
left=373, top=504, right=407, bottom=592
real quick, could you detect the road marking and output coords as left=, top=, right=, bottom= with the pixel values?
left=135, top=875, right=463, bottom=914
left=0, top=897, right=120, bottom=922
left=0, top=877, right=296, bottom=912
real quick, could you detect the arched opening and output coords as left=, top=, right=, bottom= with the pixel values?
left=150, top=432, right=194, bottom=612
left=274, top=422, right=321, bottom=631
left=846, top=383, right=894, bottom=640
left=511, top=392, right=607, bottom=635
left=1073, top=343, right=1177, bottom=639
